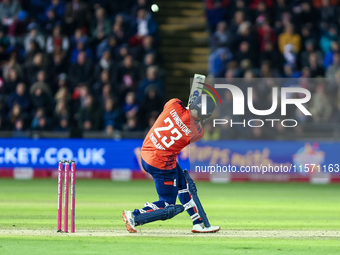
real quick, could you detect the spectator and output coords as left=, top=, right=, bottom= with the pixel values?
left=129, top=8, right=158, bottom=46
left=77, top=95, right=101, bottom=131
left=64, top=0, right=90, bottom=35
left=56, top=73, right=68, bottom=89
left=143, top=52, right=156, bottom=69
left=96, top=34, right=119, bottom=60
left=3, top=52, right=23, bottom=81
left=8, top=83, right=30, bottom=112
left=123, top=92, right=138, bottom=119
left=55, top=87, right=71, bottom=105
left=69, top=51, right=93, bottom=89
left=44, top=9, right=61, bottom=35
left=229, top=0, right=250, bottom=24
left=24, top=23, right=45, bottom=53
left=44, top=0, right=65, bottom=22
left=124, top=116, right=140, bottom=131
left=114, top=14, right=128, bottom=34
left=293, top=1, right=316, bottom=27
left=46, top=25, right=70, bottom=54
left=145, top=111, right=158, bottom=131
left=229, top=11, right=245, bottom=35
left=234, top=41, right=256, bottom=66
left=14, top=10, right=30, bottom=37
left=323, top=41, right=339, bottom=69
left=210, top=21, right=230, bottom=52
left=209, top=49, right=230, bottom=77
left=235, top=21, right=257, bottom=52
left=283, top=43, right=297, bottom=66
left=94, top=50, right=117, bottom=86
left=260, top=42, right=281, bottom=69
left=12, top=117, right=23, bottom=131
left=0, top=27, right=10, bottom=61
left=92, top=69, right=111, bottom=96
left=260, top=61, right=279, bottom=78
left=90, top=7, right=111, bottom=45
left=70, top=37, right=93, bottom=63
left=3, top=67, right=21, bottom=94
left=54, top=99, right=69, bottom=124
left=301, top=66, right=311, bottom=78
left=249, top=0, right=273, bottom=10
left=116, top=43, right=129, bottom=62
left=257, top=21, right=276, bottom=52
left=320, top=0, right=336, bottom=23
left=30, top=81, right=52, bottom=113
left=309, top=83, right=332, bottom=122
left=274, top=0, right=290, bottom=25
left=36, top=70, right=48, bottom=84
left=112, top=20, right=128, bottom=46
left=72, top=83, right=90, bottom=113
left=55, top=117, right=69, bottom=131
left=278, top=23, right=301, bottom=54
left=300, top=40, right=323, bottom=68
left=205, top=0, right=229, bottom=32
left=319, top=24, right=340, bottom=53
left=300, top=24, right=319, bottom=51
left=308, top=53, right=325, bottom=77
left=131, top=0, right=150, bottom=18
left=100, top=84, right=113, bottom=104
left=138, top=87, right=163, bottom=128
left=0, top=0, right=22, bottom=31
left=131, top=35, right=155, bottom=62
left=313, top=0, right=338, bottom=9
left=69, top=27, right=87, bottom=49
left=33, top=116, right=50, bottom=131
left=26, top=53, right=48, bottom=86
left=103, top=98, right=122, bottom=131
left=24, top=41, right=42, bottom=69
left=116, top=55, right=140, bottom=96
left=31, top=107, right=45, bottom=129
left=8, top=103, right=26, bottom=129
left=137, top=66, right=165, bottom=103
left=326, top=53, right=340, bottom=78
left=47, top=54, right=68, bottom=93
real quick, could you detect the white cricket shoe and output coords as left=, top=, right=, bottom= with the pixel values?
left=192, top=223, right=220, bottom=233
left=122, top=210, right=137, bottom=233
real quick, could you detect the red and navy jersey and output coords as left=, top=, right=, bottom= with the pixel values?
left=141, top=98, right=204, bottom=170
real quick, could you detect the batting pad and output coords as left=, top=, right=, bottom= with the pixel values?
left=135, top=205, right=184, bottom=226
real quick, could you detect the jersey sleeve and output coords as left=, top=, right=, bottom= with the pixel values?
left=164, top=98, right=184, bottom=111
left=189, top=121, right=204, bottom=143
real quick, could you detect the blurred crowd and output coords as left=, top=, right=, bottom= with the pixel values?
left=0, top=0, right=165, bottom=135
left=205, top=0, right=340, bottom=139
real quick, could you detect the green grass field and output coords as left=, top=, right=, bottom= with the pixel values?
left=0, top=179, right=340, bottom=254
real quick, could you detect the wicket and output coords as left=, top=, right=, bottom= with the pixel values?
left=57, top=160, right=76, bottom=233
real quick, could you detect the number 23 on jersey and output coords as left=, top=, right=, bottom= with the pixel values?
left=154, top=117, right=182, bottom=148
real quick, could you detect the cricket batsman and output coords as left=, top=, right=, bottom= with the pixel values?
left=122, top=95, right=220, bottom=233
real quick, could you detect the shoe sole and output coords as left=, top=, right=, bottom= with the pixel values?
left=192, top=227, right=221, bottom=233
left=122, top=210, right=137, bottom=233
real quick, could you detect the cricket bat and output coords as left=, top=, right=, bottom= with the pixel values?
left=187, top=74, right=206, bottom=107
